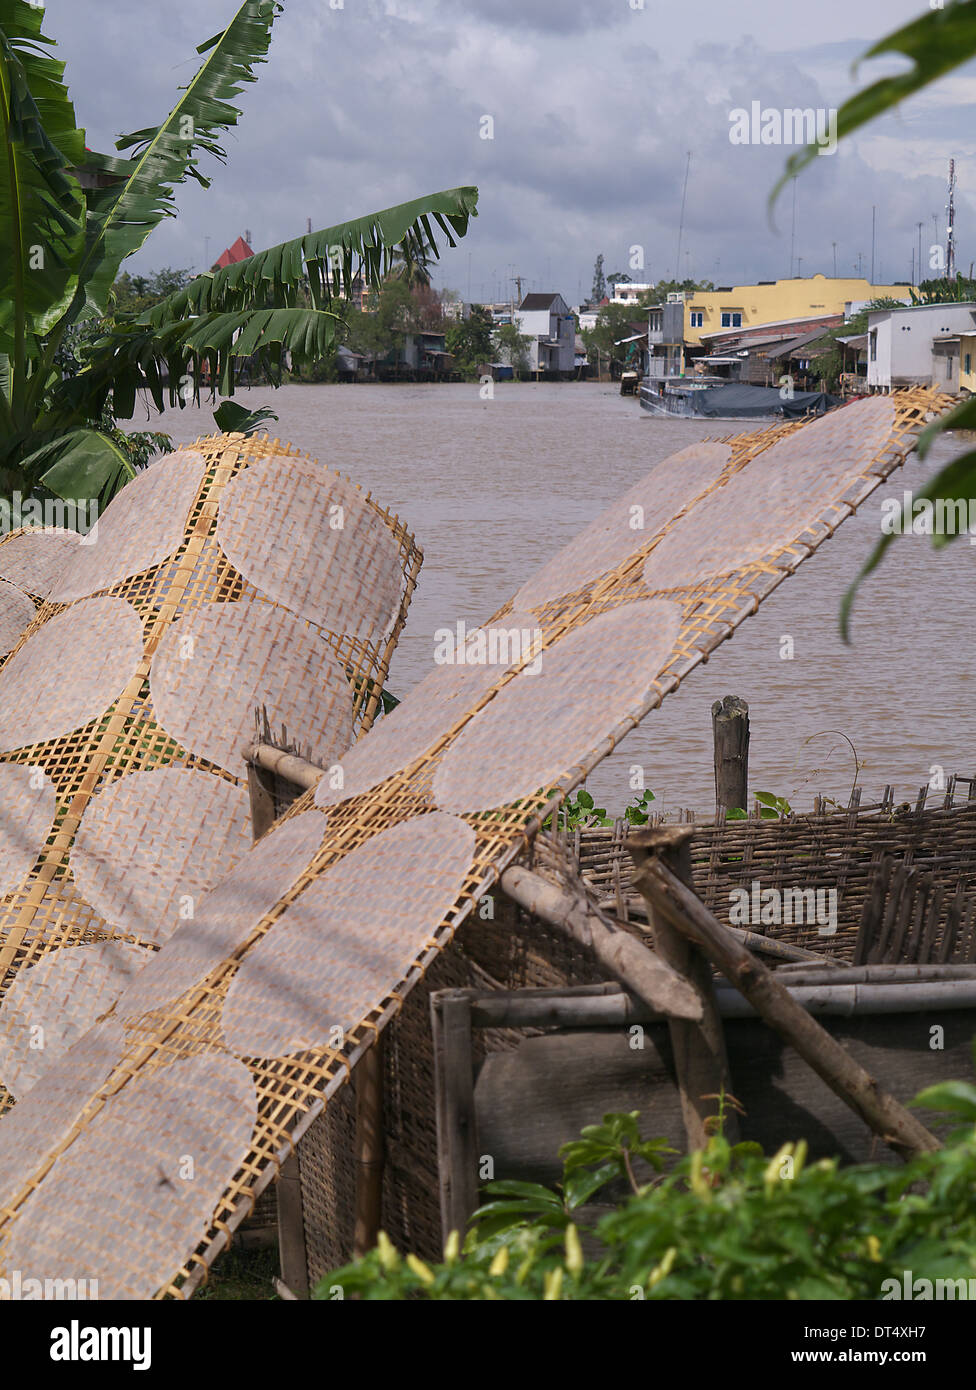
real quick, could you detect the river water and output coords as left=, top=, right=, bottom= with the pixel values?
left=145, top=381, right=975, bottom=816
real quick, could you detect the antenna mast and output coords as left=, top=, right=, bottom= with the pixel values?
left=947, top=158, right=957, bottom=281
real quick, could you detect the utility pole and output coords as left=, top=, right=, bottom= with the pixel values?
left=870, top=206, right=876, bottom=284
left=917, top=222, right=924, bottom=283
left=512, top=274, right=525, bottom=306
left=946, top=157, right=957, bottom=281
left=832, top=241, right=837, bottom=277
left=789, top=178, right=797, bottom=276
left=674, top=150, right=691, bottom=284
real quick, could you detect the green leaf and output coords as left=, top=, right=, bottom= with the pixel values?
left=911, top=1080, right=976, bottom=1119
left=772, top=3, right=976, bottom=212
left=576, top=790, right=594, bottom=809
left=563, top=1161, right=621, bottom=1209
left=840, top=444, right=976, bottom=640
left=35, top=427, right=134, bottom=506
left=212, top=400, right=278, bottom=434
left=144, top=186, right=479, bottom=330
left=0, top=2, right=86, bottom=369
left=78, top=0, right=284, bottom=313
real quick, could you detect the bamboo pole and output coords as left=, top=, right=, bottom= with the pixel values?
left=499, top=862, right=702, bottom=1020
left=632, top=856, right=941, bottom=1160
left=246, top=742, right=325, bottom=792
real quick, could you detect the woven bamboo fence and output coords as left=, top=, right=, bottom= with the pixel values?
left=0, top=389, right=950, bottom=1299
left=570, top=779, right=976, bottom=958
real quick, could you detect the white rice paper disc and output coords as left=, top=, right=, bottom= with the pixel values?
left=0, top=1020, right=125, bottom=1213
left=0, top=597, right=144, bottom=752
left=117, top=810, right=327, bottom=1021
left=71, top=767, right=253, bottom=946
left=0, top=764, right=56, bottom=897
left=2, top=1053, right=257, bottom=1300
left=149, top=600, right=353, bottom=777
left=222, top=812, right=475, bottom=1058
left=514, top=442, right=731, bottom=610
left=0, top=579, right=37, bottom=657
left=642, top=396, right=896, bottom=591
left=0, top=941, right=153, bottom=1099
left=433, top=600, right=683, bottom=812
left=216, top=454, right=405, bottom=642
left=49, top=450, right=206, bottom=603
left=315, top=612, right=543, bottom=807
left=0, top=528, right=81, bottom=600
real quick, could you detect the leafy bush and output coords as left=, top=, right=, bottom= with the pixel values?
left=315, top=1078, right=976, bottom=1301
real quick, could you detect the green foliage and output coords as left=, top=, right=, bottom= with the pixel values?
left=911, top=275, right=976, bottom=305
left=0, top=0, right=477, bottom=508
left=591, top=253, right=605, bottom=304
left=623, top=788, right=656, bottom=825
left=581, top=301, right=644, bottom=374
left=773, top=1, right=976, bottom=634
left=726, top=790, right=793, bottom=821
left=773, top=1, right=976, bottom=204
left=646, top=278, right=714, bottom=304
left=492, top=321, right=531, bottom=373
left=316, top=1083, right=976, bottom=1301
left=445, top=304, right=492, bottom=376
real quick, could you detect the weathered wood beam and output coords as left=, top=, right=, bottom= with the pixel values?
left=632, top=855, right=942, bottom=1160
left=432, top=991, right=480, bottom=1241
left=712, top=694, right=750, bottom=817
left=499, top=862, right=703, bottom=1021
left=628, top=826, right=739, bottom=1147
left=353, top=1041, right=385, bottom=1260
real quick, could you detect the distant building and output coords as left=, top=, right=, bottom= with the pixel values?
left=516, top=293, right=576, bottom=375
left=609, top=282, right=654, bottom=306
left=211, top=236, right=254, bottom=271
left=682, top=275, right=912, bottom=347
left=866, top=302, right=976, bottom=390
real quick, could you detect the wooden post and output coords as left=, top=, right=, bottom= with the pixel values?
left=431, top=990, right=480, bottom=1242
left=246, top=760, right=277, bottom=842
left=353, top=1041, right=385, bottom=1260
left=276, top=1152, right=310, bottom=1298
left=712, top=695, right=749, bottom=817
left=628, top=826, right=738, bottom=1148
left=633, top=856, right=941, bottom=1160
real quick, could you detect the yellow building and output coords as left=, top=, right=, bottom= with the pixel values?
left=682, top=275, right=911, bottom=346
left=959, top=333, right=976, bottom=394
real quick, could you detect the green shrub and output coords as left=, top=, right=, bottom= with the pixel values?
left=314, top=1079, right=976, bottom=1301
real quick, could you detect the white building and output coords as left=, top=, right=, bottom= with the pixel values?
left=516, top=293, right=576, bottom=374
left=866, top=302, right=976, bottom=390
left=609, top=282, right=654, bottom=306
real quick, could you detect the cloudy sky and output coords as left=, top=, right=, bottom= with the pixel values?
left=51, top=0, right=976, bottom=303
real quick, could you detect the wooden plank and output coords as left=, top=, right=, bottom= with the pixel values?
left=633, top=856, right=941, bottom=1160
left=276, top=1152, right=309, bottom=1299
left=628, top=825, right=738, bottom=1148
left=432, top=991, right=480, bottom=1241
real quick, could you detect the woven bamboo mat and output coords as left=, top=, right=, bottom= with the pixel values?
left=0, top=390, right=949, bottom=1298
left=0, top=432, right=422, bottom=1293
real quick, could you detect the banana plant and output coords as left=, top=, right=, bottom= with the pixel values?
left=0, top=0, right=478, bottom=508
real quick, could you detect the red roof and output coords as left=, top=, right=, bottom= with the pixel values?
left=212, top=236, right=254, bottom=270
